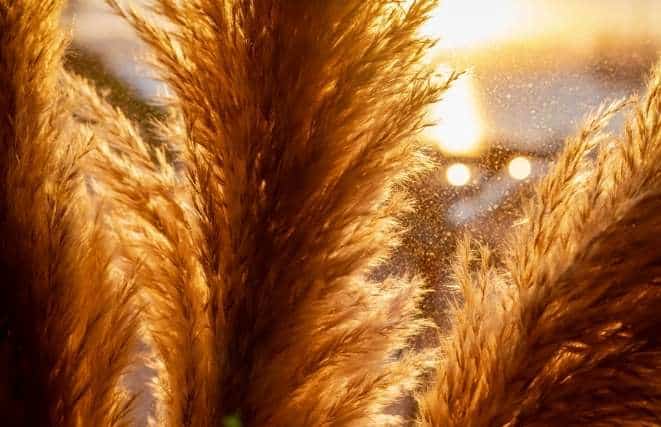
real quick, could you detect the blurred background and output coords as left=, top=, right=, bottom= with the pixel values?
left=63, top=0, right=661, bottom=326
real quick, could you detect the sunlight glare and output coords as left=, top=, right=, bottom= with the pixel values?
left=426, top=73, right=483, bottom=156
left=417, top=0, right=530, bottom=157
left=421, top=0, right=525, bottom=49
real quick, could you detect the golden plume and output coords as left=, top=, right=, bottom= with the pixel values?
left=0, top=1, right=139, bottom=426
left=417, top=63, right=661, bottom=426
left=103, top=0, right=451, bottom=425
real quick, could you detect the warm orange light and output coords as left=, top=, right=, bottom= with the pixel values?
left=426, top=72, right=484, bottom=156
left=418, top=1, right=532, bottom=157
left=421, top=0, right=525, bottom=49
left=508, top=156, right=532, bottom=180
left=446, top=163, right=471, bottom=186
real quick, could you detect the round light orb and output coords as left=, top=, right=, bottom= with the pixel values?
left=446, top=163, right=471, bottom=186
left=508, top=156, right=532, bottom=180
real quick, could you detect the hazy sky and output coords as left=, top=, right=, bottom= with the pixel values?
left=421, top=0, right=661, bottom=51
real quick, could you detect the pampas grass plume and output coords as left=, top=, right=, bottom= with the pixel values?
left=0, top=1, right=139, bottom=426
left=417, top=62, right=661, bottom=427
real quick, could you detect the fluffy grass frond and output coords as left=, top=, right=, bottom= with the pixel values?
left=416, top=62, right=661, bottom=426
left=0, top=2, right=139, bottom=425
left=65, top=72, right=215, bottom=427
left=108, top=0, right=450, bottom=425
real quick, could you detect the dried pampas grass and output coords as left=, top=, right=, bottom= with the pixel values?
left=417, top=63, right=661, bottom=426
left=67, top=72, right=213, bottom=427
left=105, top=0, right=451, bottom=425
left=0, top=1, right=139, bottom=426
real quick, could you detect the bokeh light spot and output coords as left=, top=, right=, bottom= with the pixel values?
left=508, top=156, right=532, bottom=180
left=446, top=163, right=472, bottom=186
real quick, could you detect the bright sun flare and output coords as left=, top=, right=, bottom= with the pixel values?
left=421, top=0, right=522, bottom=157
left=425, top=72, right=483, bottom=157
left=421, top=0, right=524, bottom=49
